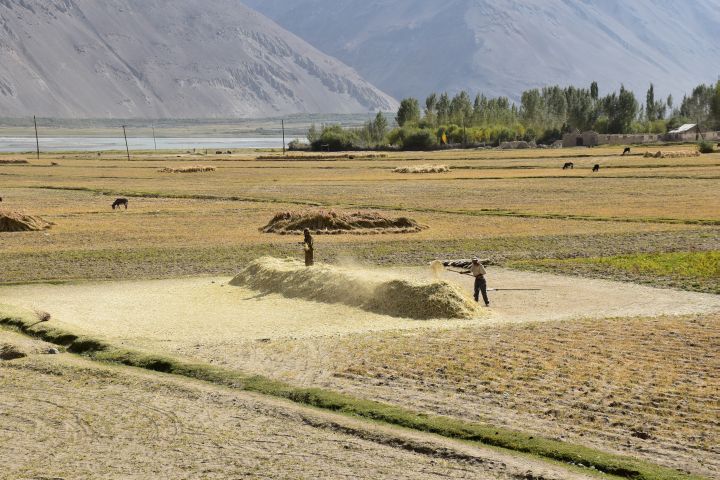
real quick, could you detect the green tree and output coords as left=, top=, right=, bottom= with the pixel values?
left=396, top=98, right=421, bottom=127
left=424, top=93, right=438, bottom=125
left=372, top=112, right=388, bottom=143
left=307, top=123, right=319, bottom=144
left=437, top=93, right=450, bottom=125
left=711, top=81, right=720, bottom=128
left=646, top=83, right=656, bottom=121
left=590, top=81, right=599, bottom=100
left=520, top=89, right=544, bottom=127
left=449, top=91, right=473, bottom=125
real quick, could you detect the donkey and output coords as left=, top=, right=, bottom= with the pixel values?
left=112, top=198, right=129, bottom=210
left=562, top=162, right=574, bottom=170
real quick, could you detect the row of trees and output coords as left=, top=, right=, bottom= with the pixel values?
left=303, top=80, right=720, bottom=150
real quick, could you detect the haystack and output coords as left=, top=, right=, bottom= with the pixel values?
left=230, top=257, right=477, bottom=320
left=262, top=210, right=427, bottom=235
left=158, top=165, right=216, bottom=173
left=393, top=165, right=450, bottom=174
left=643, top=151, right=700, bottom=159
left=0, top=211, right=52, bottom=232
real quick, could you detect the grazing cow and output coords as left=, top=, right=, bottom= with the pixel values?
left=215, top=151, right=223, bottom=155
left=592, top=164, right=600, bottom=172
left=226, top=150, right=232, bottom=154
left=111, top=198, right=129, bottom=210
left=562, top=162, right=574, bottom=170
left=622, top=147, right=631, bottom=156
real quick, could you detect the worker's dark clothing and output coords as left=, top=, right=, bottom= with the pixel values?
left=303, top=233, right=314, bottom=266
left=474, top=275, right=489, bottom=305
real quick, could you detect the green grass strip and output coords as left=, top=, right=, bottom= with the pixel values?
left=0, top=306, right=705, bottom=480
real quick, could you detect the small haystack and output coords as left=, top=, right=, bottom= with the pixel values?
left=0, top=211, right=52, bottom=232
left=0, top=159, right=29, bottom=165
left=158, top=165, right=216, bottom=173
left=393, top=165, right=450, bottom=174
left=261, top=210, right=427, bottom=235
left=230, top=257, right=477, bottom=319
left=643, top=151, right=700, bottom=159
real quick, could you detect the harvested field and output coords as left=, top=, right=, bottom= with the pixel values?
left=1, top=331, right=572, bottom=480
left=158, top=165, right=216, bottom=173
left=393, top=164, right=450, bottom=173
left=261, top=210, right=427, bottom=234
left=0, top=210, right=52, bottom=232
left=230, top=257, right=478, bottom=319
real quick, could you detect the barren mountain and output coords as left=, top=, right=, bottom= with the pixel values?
left=0, top=0, right=397, bottom=118
left=244, top=0, right=720, bottom=100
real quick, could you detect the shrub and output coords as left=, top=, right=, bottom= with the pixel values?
left=401, top=130, right=436, bottom=150
left=698, top=141, right=714, bottom=154
left=311, top=125, right=359, bottom=151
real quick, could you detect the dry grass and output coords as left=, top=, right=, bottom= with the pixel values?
left=158, top=165, right=216, bottom=173
left=256, top=314, right=718, bottom=478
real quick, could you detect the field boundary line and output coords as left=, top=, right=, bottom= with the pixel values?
left=24, top=185, right=720, bottom=226
left=0, top=305, right=706, bottom=480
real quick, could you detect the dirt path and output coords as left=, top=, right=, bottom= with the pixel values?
left=0, top=332, right=596, bottom=480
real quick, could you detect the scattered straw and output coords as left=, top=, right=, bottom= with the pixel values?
left=257, top=154, right=387, bottom=161
left=230, top=257, right=478, bottom=319
left=393, top=165, right=450, bottom=174
left=158, top=165, right=216, bottom=173
left=0, top=159, right=29, bottom=165
left=261, top=210, right=427, bottom=235
left=0, top=211, right=52, bottom=232
left=643, top=151, right=700, bottom=159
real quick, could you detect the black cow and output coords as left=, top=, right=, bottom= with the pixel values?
left=592, top=164, right=600, bottom=172
left=112, top=198, right=129, bottom=210
left=622, top=147, right=631, bottom=156
left=562, top=162, right=574, bottom=170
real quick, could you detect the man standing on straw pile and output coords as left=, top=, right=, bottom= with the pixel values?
left=303, top=228, right=314, bottom=266
left=466, top=258, right=490, bottom=306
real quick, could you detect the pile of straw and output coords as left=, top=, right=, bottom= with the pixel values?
left=158, top=165, right=216, bottom=173
left=643, top=151, right=700, bottom=158
left=261, top=210, right=427, bottom=235
left=230, top=257, right=477, bottom=320
left=0, top=211, right=52, bottom=232
left=393, top=165, right=450, bottom=173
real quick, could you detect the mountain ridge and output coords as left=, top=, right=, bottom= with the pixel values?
left=0, top=0, right=398, bottom=119
left=243, top=0, right=720, bottom=101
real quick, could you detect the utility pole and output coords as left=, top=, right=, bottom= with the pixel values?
left=152, top=124, right=157, bottom=151
left=281, top=119, right=286, bottom=155
left=122, top=125, right=130, bottom=161
left=33, top=116, right=40, bottom=161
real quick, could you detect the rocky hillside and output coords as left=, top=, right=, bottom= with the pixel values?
left=245, top=0, right=720, bottom=100
left=0, top=0, right=397, bottom=118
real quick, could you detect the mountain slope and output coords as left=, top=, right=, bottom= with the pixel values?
left=0, top=0, right=397, bottom=118
left=243, top=0, right=720, bottom=100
